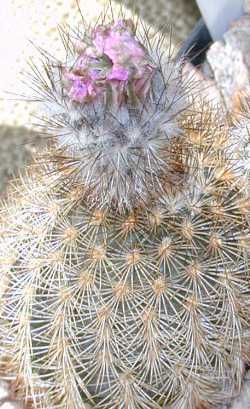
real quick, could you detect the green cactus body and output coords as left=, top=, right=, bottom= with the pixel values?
left=0, top=12, right=249, bottom=409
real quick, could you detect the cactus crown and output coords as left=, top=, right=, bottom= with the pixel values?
left=31, top=15, right=193, bottom=211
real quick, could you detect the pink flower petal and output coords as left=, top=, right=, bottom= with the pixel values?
left=107, top=66, right=129, bottom=81
left=68, top=80, right=88, bottom=102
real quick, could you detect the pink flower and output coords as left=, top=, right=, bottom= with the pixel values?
left=76, top=54, right=91, bottom=69
left=107, top=66, right=129, bottom=81
left=65, top=75, right=98, bottom=103
left=92, top=20, right=145, bottom=66
left=132, top=64, right=156, bottom=99
left=93, top=27, right=109, bottom=55
left=63, top=19, right=156, bottom=105
left=89, top=68, right=103, bottom=80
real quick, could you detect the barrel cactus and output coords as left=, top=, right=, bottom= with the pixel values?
left=0, top=10, right=249, bottom=409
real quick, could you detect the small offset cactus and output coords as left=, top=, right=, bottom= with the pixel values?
left=0, top=9, right=249, bottom=409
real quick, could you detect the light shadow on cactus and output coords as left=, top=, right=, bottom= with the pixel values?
left=0, top=125, right=43, bottom=196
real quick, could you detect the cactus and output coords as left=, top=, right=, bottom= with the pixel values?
left=0, top=10, right=249, bottom=409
